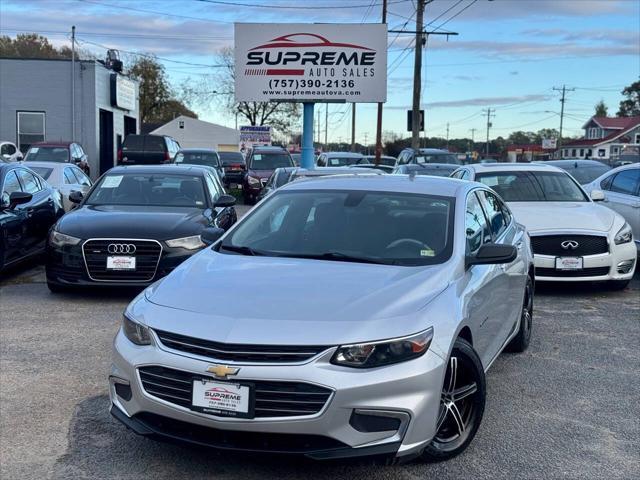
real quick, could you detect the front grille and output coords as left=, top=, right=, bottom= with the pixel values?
left=132, top=412, right=347, bottom=453
left=82, top=239, right=161, bottom=281
left=536, top=266, right=610, bottom=278
left=531, top=235, right=608, bottom=256
left=139, top=366, right=333, bottom=418
left=155, top=329, right=329, bottom=363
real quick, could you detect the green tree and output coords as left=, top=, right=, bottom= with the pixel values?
left=594, top=100, right=608, bottom=117
left=0, top=33, right=91, bottom=59
left=128, top=56, right=172, bottom=124
left=507, top=131, right=536, bottom=145
left=617, top=81, right=640, bottom=117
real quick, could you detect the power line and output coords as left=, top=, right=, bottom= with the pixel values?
left=553, top=85, right=576, bottom=146
left=76, top=0, right=233, bottom=24
left=482, top=108, right=495, bottom=155
left=195, top=0, right=410, bottom=9
left=1, top=28, right=232, bottom=41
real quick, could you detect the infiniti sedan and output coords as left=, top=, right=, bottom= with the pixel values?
left=110, top=175, right=534, bottom=463
left=46, top=165, right=237, bottom=291
left=452, top=163, right=636, bottom=288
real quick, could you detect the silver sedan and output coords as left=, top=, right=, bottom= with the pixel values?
left=23, top=161, right=92, bottom=211
left=109, top=175, right=534, bottom=462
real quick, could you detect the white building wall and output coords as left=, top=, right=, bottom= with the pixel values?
left=151, top=116, right=240, bottom=150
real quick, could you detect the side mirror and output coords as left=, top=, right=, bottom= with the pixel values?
left=214, top=194, right=236, bottom=208
left=590, top=189, right=605, bottom=202
left=8, top=191, right=32, bottom=209
left=466, top=243, right=517, bottom=268
left=69, top=190, right=84, bottom=204
left=201, top=227, right=225, bottom=245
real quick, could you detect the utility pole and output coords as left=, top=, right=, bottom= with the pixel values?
left=411, top=0, right=426, bottom=150
left=553, top=85, right=575, bottom=147
left=351, top=103, right=356, bottom=152
left=71, top=25, right=76, bottom=142
left=364, top=132, right=369, bottom=155
left=316, top=109, right=321, bottom=145
left=446, top=123, right=450, bottom=149
left=324, top=103, right=328, bottom=147
left=469, top=127, right=476, bottom=152
left=482, top=109, right=495, bottom=156
left=374, top=0, right=387, bottom=165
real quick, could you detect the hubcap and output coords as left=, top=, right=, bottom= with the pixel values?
left=434, top=356, right=479, bottom=445
left=522, top=281, right=533, bottom=336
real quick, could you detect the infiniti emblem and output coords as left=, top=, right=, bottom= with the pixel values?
left=107, top=243, right=136, bottom=254
left=560, top=240, right=579, bottom=250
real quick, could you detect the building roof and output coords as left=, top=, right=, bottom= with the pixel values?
left=583, top=116, right=640, bottom=130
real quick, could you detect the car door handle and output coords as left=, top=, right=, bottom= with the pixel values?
left=26, top=208, right=35, bottom=217
left=516, top=241, right=523, bottom=250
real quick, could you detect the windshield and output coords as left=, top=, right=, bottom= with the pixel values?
left=365, top=156, right=396, bottom=166
left=476, top=171, right=588, bottom=202
left=175, top=152, right=219, bottom=167
left=219, top=152, right=245, bottom=166
left=86, top=173, right=207, bottom=207
left=250, top=153, right=293, bottom=170
left=410, top=166, right=456, bottom=177
left=24, top=147, right=69, bottom=163
left=415, top=153, right=460, bottom=165
left=325, top=156, right=361, bottom=166
left=219, top=190, right=454, bottom=266
left=564, top=165, right=611, bottom=184
left=28, top=166, right=53, bottom=180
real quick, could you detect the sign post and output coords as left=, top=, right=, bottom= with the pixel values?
left=234, top=23, right=387, bottom=169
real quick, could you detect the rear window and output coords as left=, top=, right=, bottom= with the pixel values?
left=122, top=135, right=144, bottom=150
left=28, top=166, right=54, bottom=180
left=24, top=146, right=69, bottom=163
left=250, top=153, right=293, bottom=170
left=219, top=152, right=245, bottom=166
left=145, top=136, right=166, bottom=152
left=415, top=153, right=460, bottom=165
left=567, top=165, right=611, bottom=184
left=327, top=156, right=361, bottom=166
left=175, top=151, right=220, bottom=167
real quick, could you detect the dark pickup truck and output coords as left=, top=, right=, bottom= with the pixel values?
left=118, top=135, right=180, bottom=165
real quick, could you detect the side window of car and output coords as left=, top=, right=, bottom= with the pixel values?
left=17, top=169, right=41, bottom=194
left=76, top=144, right=86, bottom=157
left=600, top=173, right=614, bottom=191
left=63, top=168, right=76, bottom=184
left=465, top=192, right=491, bottom=255
left=1, top=170, right=22, bottom=205
left=1, top=143, right=16, bottom=155
left=609, top=169, right=640, bottom=196
left=205, top=174, right=221, bottom=202
left=73, top=167, right=92, bottom=186
left=477, top=190, right=508, bottom=240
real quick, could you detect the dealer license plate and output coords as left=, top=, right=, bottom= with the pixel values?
left=192, top=380, right=252, bottom=418
left=106, top=256, right=136, bottom=270
left=555, top=257, right=583, bottom=270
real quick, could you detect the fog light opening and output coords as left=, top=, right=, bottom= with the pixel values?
left=110, top=376, right=132, bottom=402
left=349, top=409, right=409, bottom=434
left=617, top=259, right=635, bottom=274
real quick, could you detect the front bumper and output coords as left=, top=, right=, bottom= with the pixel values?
left=109, top=329, right=446, bottom=459
left=45, top=242, right=197, bottom=288
left=533, top=240, right=636, bottom=282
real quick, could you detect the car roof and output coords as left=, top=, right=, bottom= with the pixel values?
left=281, top=171, right=475, bottom=197
left=321, top=152, right=364, bottom=157
left=293, top=166, right=382, bottom=176
left=400, top=163, right=457, bottom=169
left=177, top=148, right=218, bottom=153
left=402, top=148, right=450, bottom=154
left=608, top=162, right=640, bottom=173
left=31, top=141, right=72, bottom=147
left=15, top=161, right=73, bottom=170
left=252, top=146, right=287, bottom=152
left=104, top=165, right=208, bottom=176
left=462, top=162, right=564, bottom=173
left=544, top=159, right=609, bottom=168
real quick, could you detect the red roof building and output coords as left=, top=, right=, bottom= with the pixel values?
left=558, top=115, right=640, bottom=161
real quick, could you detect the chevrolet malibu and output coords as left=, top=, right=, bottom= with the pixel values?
left=452, top=163, right=636, bottom=288
left=110, top=175, right=534, bottom=462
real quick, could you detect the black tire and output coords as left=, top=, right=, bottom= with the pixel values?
left=507, top=275, right=534, bottom=353
left=243, top=192, right=254, bottom=205
left=609, top=279, right=631, bottom=291
left=421, top=338, right=486, bottom=462
left=47, top=282, right=68, bottom=293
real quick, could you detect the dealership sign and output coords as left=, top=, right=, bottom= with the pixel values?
left=110, top=73, right=136, bottom=111
left=542, top=137, right=557, bottom=149
left=234, top=23, right=387, bottom=103
left=239, top=125, right=271, bottom=154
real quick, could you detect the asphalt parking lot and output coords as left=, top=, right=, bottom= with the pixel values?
left=1, top=218, right=639, bottom=479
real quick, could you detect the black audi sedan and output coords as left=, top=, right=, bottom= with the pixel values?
left=45, top=165, right=237, bottom=291
left=1, top=163, right=64, bottom=273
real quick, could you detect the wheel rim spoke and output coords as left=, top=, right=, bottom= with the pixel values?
left=452, top=382, right=477, bottom=402
left=448, top=401, right=466, bottom=436
left=436, top=404, right=448, bottom=431
left=446, top=356, right=458, bottom=394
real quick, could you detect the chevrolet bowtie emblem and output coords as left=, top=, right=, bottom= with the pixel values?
left=207, top=365, right=240, bottom=379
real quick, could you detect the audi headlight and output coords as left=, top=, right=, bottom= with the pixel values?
left=331, top=328, right=433, bottom=368
left=165, top=235, right=205, bottom=250
left=247, top=176, right=261, bottom=186
left=49, top=230, right=81, bottom=248
left=122, top=315, right=152, bottom=346
left=614, top=222, right=633, bottom=245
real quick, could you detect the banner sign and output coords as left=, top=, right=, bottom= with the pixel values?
left=110, top=73, right=136, bottom=111
left=239, top=125, right=271, bottom=155
left=234, top=23, right=387, bottom=103
left=542, top=138, right=557, bottom=149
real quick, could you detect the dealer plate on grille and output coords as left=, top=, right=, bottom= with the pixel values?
left=192, top=379, right=253, bottom=418
left=555, top=257, right=583, bottom=270
left=106, top=256, right=136, bottom=270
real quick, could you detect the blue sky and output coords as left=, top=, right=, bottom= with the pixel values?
left=1, top=0, right=639, bottom=143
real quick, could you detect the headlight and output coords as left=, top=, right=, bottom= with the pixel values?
left=331, top=328, right=433, bottom=368
left=165, top=235, right=205, bottom=250
left=614, top=222, right=633, bottom=245
left=122, top=315, right=152, bottom=345
left=49, top=230, right=81, bottom=247
left=247, top=176, right=261, bottom=186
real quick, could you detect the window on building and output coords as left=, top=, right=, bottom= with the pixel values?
left=587, top=149, right=592, bottom=158
left=571, top=149, right=577, bottom=157
left=17, top=112, right=45, bottom=153
left=579, top=149, right=584, bottom=157
left=612, top=146, right=619, bottom=155
left=563, top=149, right=568, bottom=158
left=635, top=133, right=640, bottom=144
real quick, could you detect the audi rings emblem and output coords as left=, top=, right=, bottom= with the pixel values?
left=107, top=243, right=136, bottom=254
left=560, top=240, right=579, bottom=250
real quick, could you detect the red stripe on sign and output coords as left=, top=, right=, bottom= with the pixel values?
left=266, top=69, right=304, bottom=75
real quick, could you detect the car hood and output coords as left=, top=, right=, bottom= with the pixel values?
left=248, top=169, right=274, bottom=179
left=141, top=249, right=451, bottom=345
left=508, top=202, right=615, bottom=233
left=56, top=205, right=209, bottom=240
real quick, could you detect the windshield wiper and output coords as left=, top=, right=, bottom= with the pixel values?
left=218, top=244, right=264, bottom=256
left=284, top=251, right=389, bottom=265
